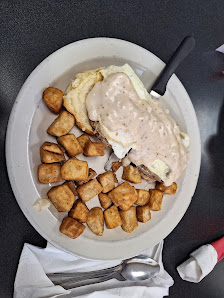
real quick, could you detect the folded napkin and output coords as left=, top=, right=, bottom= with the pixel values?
left=14, top=241, right=173, bottom=298
left=177, top=237, right=224, bottom=283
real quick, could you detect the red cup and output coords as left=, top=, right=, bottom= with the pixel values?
left=211, top=237, right=224, bottom=262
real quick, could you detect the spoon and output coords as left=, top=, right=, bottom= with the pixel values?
left=47, top=255, right=160, bottom=289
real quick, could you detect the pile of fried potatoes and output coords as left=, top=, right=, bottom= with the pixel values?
left=38, top=87, right=178, bottom=240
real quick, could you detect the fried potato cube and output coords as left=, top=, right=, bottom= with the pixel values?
left=47, top=184, right=76, bottom=211
left=75, top=168, right=97, bottom=186
left=41, top=142, right=65, bottom=154
left=64, top=181, right=78, bottom=196
left=148, top=189, right=163, bottom=211
left=61, top=159, right=88, bottom=180
left=98, top=193, right=112, bottom=209
left=122, top=165, right=141, bottom=183
left=69, top=199, right=89, bottom=223
left=83, top=141, right=105, bottom=157
left=77, top=179, right=103, bottom=202
left=57, top=134, right=83, bottom=157
left=43, top=87, right=64, bottom=114
left=47, top=110, right=75, bottom=137
left=119, top=206, right=138, bottom=233
left=104, top=205, right=122, bottom=229
left=135, top=189, right=150, bottom=206
left=108, top=182, right=138, bottom=211
left=155, top=182, right=177, bottom=194
left=60, top=217, right=85, bottom=239
left=87, top=207, right=104, bottom=236
left=77, top=134, right=91, bottom=150
left=97, top=171, right=118, bottom=193
left=136, top=205, right=151, bottom=223
left=40, top=148, right=65, bottom=163
left=38, top=163, right=62, bottom=184
left=112, top=161, right=122, bottom=172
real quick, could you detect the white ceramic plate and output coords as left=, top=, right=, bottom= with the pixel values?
left=6, top=38, right=201, bottom=260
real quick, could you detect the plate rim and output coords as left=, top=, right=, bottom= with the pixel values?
left=6, top=37, right=201, bottom=260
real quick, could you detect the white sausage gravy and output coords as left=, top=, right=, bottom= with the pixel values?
left=86, top=72, right=189, bottom=186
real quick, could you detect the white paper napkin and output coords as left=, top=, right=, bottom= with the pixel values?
left=14, top=241, right=173, bottom=298
left=216, top=44, right=224, bottom=54
left=177, top=244, right=218, bottom=283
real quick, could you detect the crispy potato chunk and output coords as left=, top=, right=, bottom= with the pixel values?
left=97, top=171, right=118, bottom=193
left=77, top=134, right=91, bottom=150
left=104, top=205, right=122, bottom=229
left=98, top=193, right=112, bottom=209
left=43, top=87, right=63, bottom=114
left=136, top=205, right=151, bottom=223
left=40, top=148, right=65, bottom=163
left=148, top=189, right=163, bottom=211
left=75, top=168, right=97, bottom=186
left=119, top=206, right=138, bottom=233
left=64, top=181, right=78, bottom=196
left=77, top=179, right=103, bottom=202
left=135, top=189, right=150, bottom=206
left=41, top=142, right=65, bottom=154
left=58, top=134, right=83, bottom=157
left=87, top=207, right=104, bottom=236
left=60, top=217, right=85, bottom=239
left=38, top=163, right=62, bottom=184
left=83, top=141, right=105, bottom=157
left=122, top=165, right=141, bottom=183
left=108, top=182, right=138, bottom=211
left=47, top=184, right=76, bottom=211
left=69, top=199, right=89, bottom=223
left=47, top=110, right=75, bottom=137
left=112, top=161, right=122, bottom=172
left=155, top=182, right=177, bottom=194
left=61, top=159, right=88, bottom=180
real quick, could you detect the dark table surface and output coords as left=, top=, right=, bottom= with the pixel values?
left=1, top=0, right=224, bottom=297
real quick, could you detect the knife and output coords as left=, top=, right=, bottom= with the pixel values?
left=150, top=36, right=195, bottom=99
left=104, top=36, right=195, bottom=171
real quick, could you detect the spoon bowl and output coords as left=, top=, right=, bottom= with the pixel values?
left=120, top=256, right=160, bottom=281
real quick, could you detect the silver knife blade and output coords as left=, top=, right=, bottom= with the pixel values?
left=149, top=90, right=161, bottom=100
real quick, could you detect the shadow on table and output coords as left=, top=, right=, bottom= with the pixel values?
left=207, top=98, right=224, bottom=189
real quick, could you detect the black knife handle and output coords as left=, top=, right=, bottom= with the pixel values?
left=152, top=36, right=195, bottom=96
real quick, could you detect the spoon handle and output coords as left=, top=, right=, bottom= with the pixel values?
left=47, top=264, right=121, bottom=284
left=56, top=272, right=120, bottom=290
